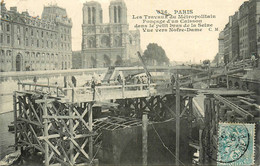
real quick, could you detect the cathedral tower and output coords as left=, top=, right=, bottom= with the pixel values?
left=109, top=0, right=127, bottom=24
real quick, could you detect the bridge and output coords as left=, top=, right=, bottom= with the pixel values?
left=0, top=65, right=203, bottom=82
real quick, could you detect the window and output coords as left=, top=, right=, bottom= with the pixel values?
left=41, top=31, right=44, bottom=38
left=37, top=40, right=39, bottom=47
left=17, top=26, right=20, bottom=34
left=31, top=29, right=34, bottom=36
left=31, top=39, right=34, bottom=46
left=7, top=36, right=10, bottom=44
left=26, top=38, right=29, bottom=46
left=0, top=22, right=3, bottom=31
left=6, top=24, right=10, bottom=32
left=18, top=38, right=21, bottom=45
left=0, top=34, right=3, bottom=43
left=25, top=28, right=28, bottom=35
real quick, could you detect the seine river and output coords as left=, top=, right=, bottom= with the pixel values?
left=0, top=112, right=15, bottom=159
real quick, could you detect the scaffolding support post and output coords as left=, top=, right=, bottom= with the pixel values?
left=69, top=104, right=75, bottom=164
left=175, top=73, right=180, bottom=165
left=13, top=92, right=18, bottom=150
left=142, top=113, right=148, bottom=166
left=88, top=103, right=93, bottom=164
left=43, top=95, right=49, bottom=166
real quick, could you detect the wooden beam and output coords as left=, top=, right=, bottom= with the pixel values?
left=88, top=103, right=93, bottom=163
left=69, top=104, right=75, bottom=164
left=142, top=113, right=148, bottom=166
left=175, top=73, right=180, bottom=165
left=43, top=96, right=50, bottom=166
left=13, top=92, right=18, bottom=150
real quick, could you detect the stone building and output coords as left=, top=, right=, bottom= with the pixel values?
left=223, top=21, right=232, bottom=64
left=248, top=0, right=260, bottom=57
left=239, top=1, right=249, bottom=60
left=221, top=0, right=260, bottom=63
left=0, top=2, right=72, bottom=72
left=231, top=12, right=240, bottom=61
left=216, top=30, right=224, bottom=64
left=81, top=0, right=141, bottom=68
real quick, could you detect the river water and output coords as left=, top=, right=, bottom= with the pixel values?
left=0, top=112, right=15, bottom=160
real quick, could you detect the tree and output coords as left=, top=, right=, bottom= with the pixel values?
left=203, top=59, right=210, bottom=65
left=142, top=43, right=169, bottom=65
left=115, top=55, right=123, bottom=66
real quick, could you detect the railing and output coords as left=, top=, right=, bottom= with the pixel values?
left=18, top=81, right=173, bottom=102
left=17, top=82, right=66, bottom=97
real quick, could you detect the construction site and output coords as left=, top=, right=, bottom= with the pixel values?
left=0, top=53, right=259, bottom=166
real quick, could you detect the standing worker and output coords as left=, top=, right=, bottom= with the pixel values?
left=251, top=53, right=256, bottom=68
left=171, top=74, right=175, bottom=86
left=90, top=76, right=96, bottom=100
left=97, top=74, right=102, bottom=86
left=33, top=76, right=37, bottom=84
left=71, top=76, right=77, bottom=87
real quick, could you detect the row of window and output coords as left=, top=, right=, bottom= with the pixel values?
left=0, top=50, right=71, bottom=60
left=0, top=22, right=71, bottom=41
left=0, top=33, right=71, bottom=50
left=0, top=34, right=10, bottom=44
left=1, top=14, right=56, bottom=30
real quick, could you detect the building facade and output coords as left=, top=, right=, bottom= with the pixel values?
left=0, top=2, right=72, bottom=72
left=216, top=30, right=224, bottom=64
left=223, top=21, right=232, bottom=64
left=81, top=0, right=141, bottom=68
left=221, top=0, right=260, bottom=63
left=231, top=12, right=240, bottom=60
left=239, top=1, right=249, bottom=60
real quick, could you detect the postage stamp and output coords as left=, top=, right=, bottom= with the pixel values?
left=217, top=123, right=255, bottom=165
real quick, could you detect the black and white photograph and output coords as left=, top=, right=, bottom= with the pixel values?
left=0, top=0, right=259, bottom=165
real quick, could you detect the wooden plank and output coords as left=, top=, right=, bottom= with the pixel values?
left=43, top=96, right=50, bottom=166
left=69, top=105, right=75, bottom=164
left=237, top=96, right=256, bottom=103
left=44, top=139, right=61, bottom=156
left=28, top=101, right=42, bottom=125
left=17, top=117, right=43, bottom=127
left=175, top=73, right=180, bottom=165
left=42, top=115, right=80, bottom=119
left=74, top=139, right=88, bottom=162
left=88, top=103, right=93, bottom=161
left=73, top=107, right=90, bottom=131
left=70, top=139, right=89, bottom=160
left=13, top=92, right=18, bottom=150
left=28, top=124, right=44, bottom=150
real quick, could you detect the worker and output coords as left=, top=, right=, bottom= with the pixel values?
left=91, top=76, right=96, bottom=89
left=117, top=74, right=122, bottom=84
left=33, top=76, right=37, bottom=84
left=251, top=54, right=256, bottom=68
left=71, top=76, right=77, bottom=87
left=97, top=74, right=102, bottom=86
left=171, top=74, right=175, bottom=86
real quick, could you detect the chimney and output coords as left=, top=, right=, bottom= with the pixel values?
left=10, top=6, right=17, bottom=12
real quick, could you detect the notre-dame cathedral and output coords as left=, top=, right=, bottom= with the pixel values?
left=81, top=0, right=141, bottom=68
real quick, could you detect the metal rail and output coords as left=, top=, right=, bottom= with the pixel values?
left=213, top=94, right=254, bottom=120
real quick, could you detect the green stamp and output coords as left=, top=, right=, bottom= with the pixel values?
left=217, top=123, right=255, bottom=165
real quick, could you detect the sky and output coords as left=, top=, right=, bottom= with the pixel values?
left=4, top=0, right=246, bottom=63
